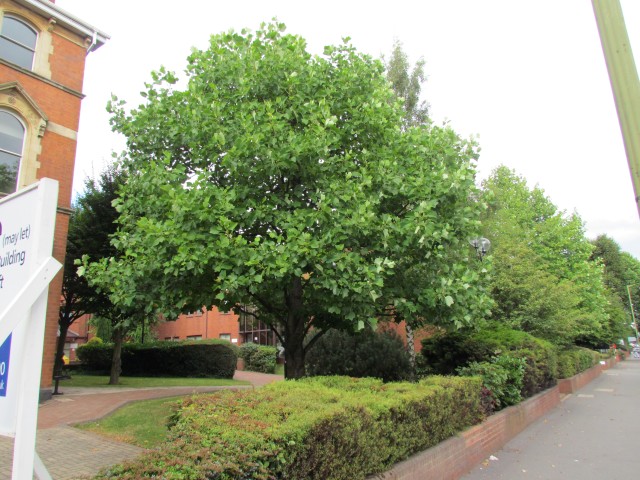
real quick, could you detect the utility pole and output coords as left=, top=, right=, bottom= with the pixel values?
left=592, top=0, right=640, bottom=217
left=626, top=284, right=640, bottom=341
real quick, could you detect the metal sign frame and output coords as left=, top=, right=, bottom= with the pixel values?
left=0, top=179, right=62, bottom=480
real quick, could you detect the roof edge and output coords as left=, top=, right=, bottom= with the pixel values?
left=12, top=0, right=110, bottom=52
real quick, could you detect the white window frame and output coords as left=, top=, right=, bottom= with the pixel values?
left=0, top=15, right=38, bottom=71
left=0, top=109, right=26, bottom=195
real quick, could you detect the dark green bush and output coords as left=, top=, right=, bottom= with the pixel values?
left=95, top=375, right=484, bottom=480
left=557, top=347, right=600, bottom=378
left=239, top=343, right=277, bottom=373
left=418, top=330, right=499, bottom=375
left=77, top=340, right=237, bottom=378
left=457, top=354, right=525, bottom=410
left=305, top=328, right=412, bottom=382
left=76, top=340, right=113, bottom=371
left=420, top=326, right=558, bottom=398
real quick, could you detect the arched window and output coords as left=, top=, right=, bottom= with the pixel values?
left=0, top=110, right=24, bottom=194
left=0, top=16, right=37, bottom=70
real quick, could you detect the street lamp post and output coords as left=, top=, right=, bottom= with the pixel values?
left=469, top=237, right=491, bottom=260
left=626, top=284, right=640, bottom=342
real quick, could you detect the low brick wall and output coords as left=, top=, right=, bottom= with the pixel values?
left=369, top=386, right=560, bottom=480
left=368, top=357, right=620, bottom=480
left=557, top=357, right=617, bottom=394
left=558, top=363, right=600, bottom=394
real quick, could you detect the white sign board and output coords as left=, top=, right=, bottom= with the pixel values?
left=0, top=179, right=61, bottom=480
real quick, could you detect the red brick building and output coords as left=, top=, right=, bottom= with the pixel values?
left=65, top=306, right=279, bottom=361
left=0, top=0, right=108, bottom=398
left=154, top=306, right=280, bottom=347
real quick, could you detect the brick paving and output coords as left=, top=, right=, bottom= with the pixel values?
left=0, top=371, right=283, bottom=479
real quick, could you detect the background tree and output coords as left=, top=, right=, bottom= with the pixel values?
left=384, top=39, right=429, bottom=129
left=590, top=234, right=640, bottom=342
left=56, top=208, right=88, bottom=376
left=383, top=39, right=432, bottom=366
left=86, top=21, right=490, bottom=379
left=71, top=165, right=153, bottom=384
left=56, top=168, right=121, bottom=376
left=480, top=166, right=610, bottom=346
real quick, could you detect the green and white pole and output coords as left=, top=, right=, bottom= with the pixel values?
left=592, top=0, right=640, bottom=217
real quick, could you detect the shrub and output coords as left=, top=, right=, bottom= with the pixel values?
left=457, top=354, right=525, bottom=410
left=239, top=343, right=277, bottom=373
left=557, top=347, right=600, bottom=378
left=419, top=326, right=558, bottom=398
left=418, top=330, right=499, bottom=375
left=76, top=340, right=113, bottom=372
left=305, top=328, right=412, bottom=382
left=77, top=340, right=237, bottom=378
left=96, top=375, right=484, bottom=480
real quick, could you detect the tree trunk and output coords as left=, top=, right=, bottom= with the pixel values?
left=283, top=277, right=307, bottom=379
left=284, top=340, right=306, bottom=379
left=109, top=326, right=124, bottom=385
left=405, top=322, right=417, bottom=374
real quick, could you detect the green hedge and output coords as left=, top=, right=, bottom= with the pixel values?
left=420, top=326, right=558, bottom=398
left=305, top=328, right=412, bottom=382
left=77, top=340, right=237, bottom=378
left=457, top=354, right=526, bottom=411
left=557, top=347, right=601, bottom=378
left=239, top=343, right=277, bottom=373
left=95, top=375, right=485, bottom=480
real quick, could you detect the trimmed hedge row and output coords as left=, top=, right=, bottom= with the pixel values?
left=557, top=347, right=602, bottom=379
left=77, top=340, right=237, bottom=378
left=95, top=375, right=485, bottom=480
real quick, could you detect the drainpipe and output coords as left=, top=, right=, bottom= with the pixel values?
left=86, top=31, right=97, bottom=55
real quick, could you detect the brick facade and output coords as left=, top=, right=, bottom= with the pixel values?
left=0, top=0, right=107, bottom=397
left=154, top=308, right=243, bottom=344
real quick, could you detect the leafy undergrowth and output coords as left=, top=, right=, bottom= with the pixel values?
left=95, top=375, right=484, bottom=480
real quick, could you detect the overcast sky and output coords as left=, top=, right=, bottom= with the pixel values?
left=56, top=0, right=640, bottom=259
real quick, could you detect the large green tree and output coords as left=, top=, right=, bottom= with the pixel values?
left=86, top=22, right=490, bottom=379
left=590, top=234, right=640, bottom=342
left=481, top=166, right=609, bottom=346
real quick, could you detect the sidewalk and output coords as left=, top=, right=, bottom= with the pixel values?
left=0, top=370, right=283, bottom=480
left=461, top=358, right=640, bottom=479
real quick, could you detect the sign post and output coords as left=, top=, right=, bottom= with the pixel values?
left=0, top=179, right=62, bottom=480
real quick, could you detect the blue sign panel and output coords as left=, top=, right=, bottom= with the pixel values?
left=0, top=334, right=10, bottom=398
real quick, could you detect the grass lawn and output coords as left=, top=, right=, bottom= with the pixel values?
left=77, top=395, right=189, bottom=447
left=61, top=374, right=249, bottom=388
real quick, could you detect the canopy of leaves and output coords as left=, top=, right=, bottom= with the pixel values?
left=86, top=21, right=491, bottom=377
left=480, top=166, right=610, bottom=346
left=590, top=234, right=640, bottom=342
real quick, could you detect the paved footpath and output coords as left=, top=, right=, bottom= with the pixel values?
left=462, top=358, right=640, bottom=480
left=0, top=371, right=282, bottom=480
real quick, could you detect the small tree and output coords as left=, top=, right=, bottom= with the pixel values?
left=56, top=168, right=122, bottom=376
left=70, top=165, right=155, bottom=384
